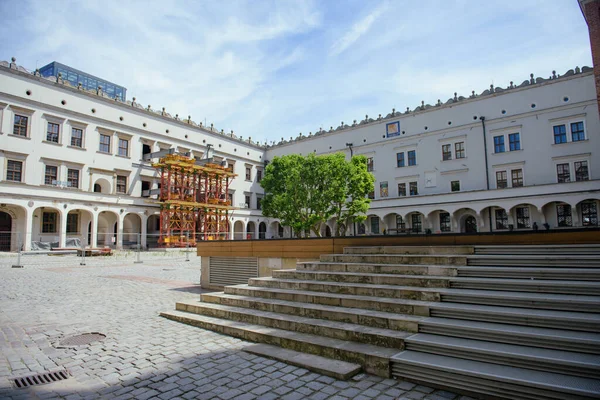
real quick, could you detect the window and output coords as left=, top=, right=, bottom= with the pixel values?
left=141, top=181, right=151, bottom=197
left=439, top=212, right=451, bottom=232
left=516, top=206, right=530, bottom=229
left=408, top=150, right=416, bottom=166
left=116, top=175, right=127, bottom=194
left=257, top=170, right=262, bottom=182
left=99, top=134, right=111, bottom=153
left=396, top=153, right=405, bottom=168
left=553, top=125, right=567, bottom=144
left=380, top=181, right=388, bottom=198
left=575, top=161, right=589, bottom=181
left=71, top=128, right=83, bottom=147
left=47, top=122, right=60, bottom=143
left=44, top=165, right=58, bottom=185
left=368, top=190, right=375, bottom=200
left=442, top=144, right=452, bottom=161
left=6, top=160, right=23, bottom=182
left=508, top=133, right=520, bottom=151
left=358, top=223, right=366, bottom=235
left=398, top=183, right=406, bottom=197
left=411, top=214, right=422, bottom=233
left=451, top=181, right=460, bottom=192
left=493, top=135, right=505, bottom=153
left=557, top=163, right=570, bottom=183
left=582, top=201, right=598, bottom=226
left=556, top=204, right=572, bottom=227
left=496, top=171, right=507, bottom=189
left=455, top=142, right=465, bottom=159
left=245, top=195, right=250, bottom=208
left=67, top=213, right=79, bottom=234
left=257, top=197, right=262, bottom=210
left=42, top=212, right=57, bottom=233
left=245, top=167, right=251, bottom=181
left=13, top=115, right=28, bottom=136
left=228, top=192, right=234, bottom=205
left=571, top=122, right=585, bottom=142
left=370, top=217, right=379, bottom=234
left=495, top=209, right=508, bottom=230
left=409, top=181, right=418, bottom=196
left=67, top=169, right=79, bottom=188
left=366, top=157, right=374, bottom=172
left=511, top=169, right=523, bottom=187
left=118, top=138, right=129, bottom=157
left=396, top=215, right=405, bottom=230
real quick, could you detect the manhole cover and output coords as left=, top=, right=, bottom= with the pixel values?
left=58, top=333, right=106, bottom=347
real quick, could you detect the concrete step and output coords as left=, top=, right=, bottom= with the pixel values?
left=391, top=351, right=600, bottom=400
left=176, top=300, right=411, bottom=348
left=405, top=333, right=600, bottom=379
left=320, top=253, right=468, bottom=266
left=419, top=317, right=600, bottom=354
left=160, top=310, right=398, bottom=377
left=242, top=343, right=362, bottom=380
left=449, top=277, right=600, bottom=295
left=297, top=262, right=458, bottom=276
left=200, top=291, right=425, bottom=332
left=272, top=270, right=450, bottom=288
left=467, top=255, right=600, bottom=267
left=343, top=246, right=474, bottom=255
left=474, top=245, right=600, bottom=256
left=457, top=267, right=600, bottom=280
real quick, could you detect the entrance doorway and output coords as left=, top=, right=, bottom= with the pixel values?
left=465, top=216, right=477, bottom=233
left=0, top=211, right=11, bottom=251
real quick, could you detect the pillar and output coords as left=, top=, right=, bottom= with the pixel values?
left=140, top=213, right=148, bottom=248
left=117, top=213, right=125, bottom=249
left=24, top=207, right=33, bottom=251
left=59, top=210, right=68, bottom=248
left=91, top=213, right=98, bottom=248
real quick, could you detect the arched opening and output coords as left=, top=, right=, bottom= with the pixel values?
left=93, top=184, right=101, bottom=192
left=146, top=214, right=160, bottom=248
left=278, top=224, right=284, bottom=238
left=325, top=225, right=332, bottom=237
left=258, top=222, right=267, bottom=239
left=578, top=199, right=599, bottom=227
left=93, top=178, right=111, bottom=194
left=246, top=222, right=256, bottom=240
left=234, top=221, right=244, bottom=240
left=0, top=211, right=12, bottom=252
left=464, top=216, right=477, bottom=233
left=97, top=211, right=118, bottom=247
left=406, top=212, right=424, bottom=233
left=123, top=213, right=142, bottom=248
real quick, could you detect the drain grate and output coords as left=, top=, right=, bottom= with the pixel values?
left=13, top=369, right=70, bottom=388
left=59, top=332, right=106, bottom=347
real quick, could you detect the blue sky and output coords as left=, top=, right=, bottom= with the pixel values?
left=0, top=0, right=592, bottom=145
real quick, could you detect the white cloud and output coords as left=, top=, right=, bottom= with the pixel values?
left=330, top=1, right=388, bottom=56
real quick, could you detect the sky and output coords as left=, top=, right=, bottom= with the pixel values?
left=0, top=0, right=593, bottom=145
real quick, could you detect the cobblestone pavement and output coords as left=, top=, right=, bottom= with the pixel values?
left=0, top=253, right=469, bottom=400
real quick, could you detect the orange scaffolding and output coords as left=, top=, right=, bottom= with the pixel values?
left=152, top=154, right=236, bottom=247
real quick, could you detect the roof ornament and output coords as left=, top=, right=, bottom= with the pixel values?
left=210, top=123, right=213, bottom=131
left=530, top=73, right=535, bottom=84
left=471, top=90, right=476, bottom=98
left=9, top=57, right=16, bottom=69
left=162, top=107, right=166, bottom=115
left=378, top=114, right=382, bottom=120
left=147, top=104, right=152, bottom=111
left=509, top=81, right=514, bottom=89
left=552, top=70, right=557, bottom=79
left=406, top=107, right=410, bottom=114
left=392, top=108, right=396, bottom=116
left=575, top=66, right=580, bottom=74
left=97, top=85, right=102, bottom=95
left=437, top=99, right=442, bottom=106
left=353, top=120, right=357, bottom=126
left=490, top=84, right=494, bottom=92
left=453, top=92, right=458, bottom=102
left=187, top=115, right=192, bottom=124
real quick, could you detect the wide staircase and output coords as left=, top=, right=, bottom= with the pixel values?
left=161, top=244, right=600, bottom=400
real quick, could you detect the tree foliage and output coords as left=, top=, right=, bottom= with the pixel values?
left=260, top=153, right=374, bottom=237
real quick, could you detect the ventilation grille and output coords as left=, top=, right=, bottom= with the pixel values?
left=14, top=370, right=70, bottom=388
left=209, top=256, right=258, bottom=286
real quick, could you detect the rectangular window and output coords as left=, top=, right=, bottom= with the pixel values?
left=571, top=121, right=585, bottom=142
left=45, top=165, right=58, bottom=185
left=366, top=157, right=374, bottom=172
left=67, top=169, right=79, bottom=188
left=245, top=195, right=250, bottom=208
left=42, top=211, right=57, bottom=233
left=556, top=204, right=572, bottom=227
left=13, top=115, right=28, bottom=136
left=409, top=181, right=418, bottom=196
left=511, top=169, right=523, bottom=187
left=396, top=153, right=404, bottom=168
left=439, top=212, right=451, bottom=232
left=408, top=150, right=416, bottom=166
left=493, top=135, right=505, bottom=153
left=47, top=122, right=60, bottom=143
left=67, top=213, right=79, bottom=234
left=411, top=214, right=422, bottom=233
left=575, top=161, right=589, bottom=181
left=368, top=190, right=375, bottom=200
left=495, top=209, right=508, bottom=230
left=6, top=160, right=23, bottom=182
left=398, top=183, right=406, bottom=197
left=451, top=181, right=460, bottom=192
left=257, top=197, right=262, bottom=210
left=71, top=128, right=83, bottom=147
left=509, top=133, right=520, bottom=151
left=516, top=206, right=531, bottom=229
left=118, top=138, right=129, bottom=157
left=553, top=125, right=567, bottom=144
left=557, top=163, right=570, bottom=183
left=245, top=167, right=251, bottom=181
left=116, top=175, right=127, bottom=194
left=380, top=181, right=388, bottom=197
left=582, top=201, right=598, bottom=226
left=228, top=192, right=234, bottom=205
left=396, top=215, right=405, bottom=230
left=455, top=142, right=465, bottom=159
left=370, top=217, right=379, bottom=234
left=496, top=171, right=507, bottom=189
left=257, top=170, right=262, bottom=182
left=99, top=134, right=111, bottom=153
left=442, top=144, right=452, bottom=161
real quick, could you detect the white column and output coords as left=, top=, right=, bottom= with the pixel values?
left=59, top=210, right=68, bottom=248
left=140, top=214, right=148, bottom=248
left=24, top=207, right=33, bottom=251
left=91, top=212, right=98, bottom=248
left=117, top=213, right=125, bottom=249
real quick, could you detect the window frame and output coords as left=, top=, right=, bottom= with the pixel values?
left=397, top=182, right=406, bottom=197
left=439, top=212, right=451, bottom=232
left=370, top=216, right=380, bottom=234
left=574, top=161, right=589, bottom=182
left=117, top=138, right=129, bottom=157
left=495, top=209, right=508, bottom=230
left=556, top=203, right=572, bottom=227
left=44, top=165, right=58, bottom=185
left=42, top=211, right=58, bottom=233
left=396, top=152, right=405, bottom=168
left=581, top=201, right=598, bottom=226
left=66, top=213, right=79, bottom=234
left=6, top=159, right=23, bottom=182
left=409, top=181, right=418, bottom=196
left=450, top=180, right=460, bottom=192
left=511, top=169, right=523, bottom=187
left=411, top=214, right=422, bottom=233
left=455, top=142, right=465, bottom=159
left=407, top=150, right=417, bottom=166
left=556, top=163, right=571, bottom=183
left=116, top=175, right=128, bottom=194
left=571, top=121, right=585, bottom=142
left=366, top=157, right=374, bottom=172
left=496, top=171, right=508, bottom=189
left=99, top=133, right=112, bottom=153
left=67, top=168, right=80, bottom=189
left=493, top=135, right=505, bottom=153
left=508, top=132, right=520, bottom=151
left=379, top=181, right=388, bottom=198
left=71, top=127, right=84, bottom=148
left=442, top=144, right=452, bottom=161
left=515, top=206, right=531, bottom=229
left=46, top=121, right=60, bottom=143
left=245, top=166, right=252, bottom=181
left=12, top=114, right=29, bottom=137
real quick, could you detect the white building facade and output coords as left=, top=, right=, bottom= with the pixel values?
left=0, top=57, right=599, bottom=251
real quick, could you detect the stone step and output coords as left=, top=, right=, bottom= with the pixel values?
left=405, top=333, right=600, bottom=379
left=272, top=270, right=450, bottom=288
left=457, top=267, right=600, bottom=280
left=297, top=262, right=458, bottom=276
left=159, top=310, right=399, bottom=377
left=467, top=255, right=600, bottom=267
left=474, top=245, right=600, bottom=256
left=343, top=246, right=474, bottom=255
left=419, top=318, right=600, bottom=354
left=176, top=300, right=411, bottom=348
left=390, top=351, right=600, bottom=400
left=242, top=343, right=361, bottom=380
left=320, top=254, right=468, bottom=266
left=449, top=277, right=600, bottom=295
left=200, top=291, right=425, bottom=331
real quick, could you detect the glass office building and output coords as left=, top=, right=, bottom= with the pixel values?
left=39, top=62, right=127, bottom=101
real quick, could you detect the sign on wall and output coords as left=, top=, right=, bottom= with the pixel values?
left=386, top=121, right=400, bottom=138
